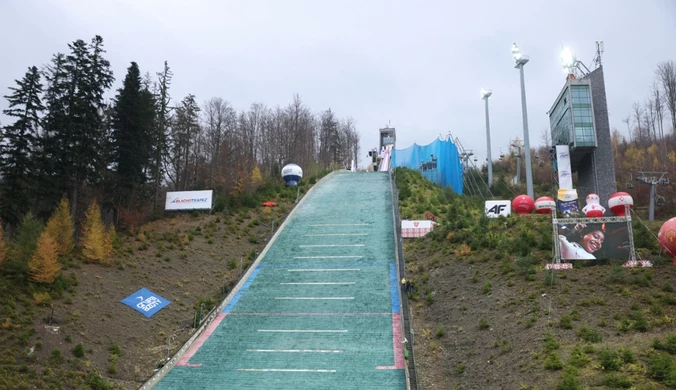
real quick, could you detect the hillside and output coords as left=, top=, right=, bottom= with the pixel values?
left=0, top=183, right=306, bottom=390
left=396, top=168, right=676, bottom=389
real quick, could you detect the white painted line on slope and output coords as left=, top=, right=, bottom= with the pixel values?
left=275, top=297, right=354, bottom=300
left=246, top=349, right=343, bottom=353
left=304, top=233, right=368, bottom=236
left=257, top=329, right=348, bottom=333
left=238, top=368, right=336, bottom=373
left=280, top=282, right=356, bottom=285
left=288, top=269, right=360, bottom=272
left=309, top=224, right=370, bottom=226
left=294, top=256, right=363, bottom=259
left=299, top=244, right=365, bottom=247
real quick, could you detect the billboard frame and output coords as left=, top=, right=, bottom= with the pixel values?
left=549, top=205, right=648, bottom=268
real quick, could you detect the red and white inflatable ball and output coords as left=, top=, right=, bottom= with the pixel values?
left=582, top=193, right=605, bottom=217
left=608, top=192, right=634, bottom=216
left=534, top=196, right=556, bottom=214
left=512, top=195, right=534, bottom=215
left=658, top=217, right=676, bottom=264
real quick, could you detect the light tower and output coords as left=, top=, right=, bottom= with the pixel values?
left=511, top=43, right=534, bottom=199
left=481, top=88, right=493, bottom=187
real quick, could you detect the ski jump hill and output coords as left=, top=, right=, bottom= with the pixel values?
left=143, top=171, right=408, bottom=390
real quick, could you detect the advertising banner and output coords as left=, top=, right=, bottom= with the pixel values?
left=165, top=190, right=213, bottom=211
left=557, top=189, right=580, bottom=217
left=556, top=145, right=573, bottom=190
left=120, top=288, right=171, bottom=318
left=484, top=200, right=511, bottom=218
left=401, top=220, right=435, bottom=238
left=556, top=219, right=631, bottom=260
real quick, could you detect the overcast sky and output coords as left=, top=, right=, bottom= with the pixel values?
left=1, top=0, right=675, bottom=168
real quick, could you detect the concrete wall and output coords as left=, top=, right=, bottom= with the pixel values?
left=577, top=66, right=617, bottom=210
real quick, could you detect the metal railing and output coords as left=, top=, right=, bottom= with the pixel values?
left=390, top=169, right=419, bottom=390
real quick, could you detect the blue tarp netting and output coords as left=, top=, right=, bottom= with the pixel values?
left=391, top=138, right=463, bottom=194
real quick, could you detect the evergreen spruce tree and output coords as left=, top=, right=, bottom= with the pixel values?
left=39, top=36, right=114, bottom=218
left=4, top=212, right=43, bottom=281
left=38, top=53, right=70, bottom=215
left=28, top=231, right=60, bottom=284
left=111, top=62, right=155, bottom=203
left=44, top=198, right=75, bottom=256
left=0, top=66, right=44, bottom=226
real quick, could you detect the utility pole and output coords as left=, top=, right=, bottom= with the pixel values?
left=511, top=139, right=523, bottom=185
left=636, top=172, right=669, bottom=221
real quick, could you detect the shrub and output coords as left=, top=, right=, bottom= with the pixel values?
left=577, top=326, right=602, bottom=343
left=544, top=351, right=563, bottom=370
left=648, top=352, right=676, bottom=384
left=72, top=343, right=85, bottom=358
left=435, top=327, right=445, bottom=338
left=603, top=373, right=632, bottom=388
left=109, top=342, right=121, bottom=356
left=33, top=294, right=54, bottom=312
left=631, top=310, right=649, bottom=332
left=478, top=318, right=490, bottom=330
left=87, top=373, right=113, bottom=390
left=543, top=332, right=560, bottom=352
left=49, top=349, right=63, bottom=365
left=652, top=334, right=676, bottom=354
left=559, top=315, right=573, bottom=329
left=213, top=195, right=227, bottom=212
left=599, top=349, right=621, bottom=371
left=619, top=348, right=636, bottom=364
left=568, top=344, right=590, bottom=368
left=0, top=221, right=7, bottom=266
left=482, top=280, right=492, bottom=294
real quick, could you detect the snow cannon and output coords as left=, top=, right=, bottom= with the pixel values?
left=534, top=197, right=556, bottom=215
left=281, top=164, right=303, bottom=186
left=512, top=195, right=534, bottom=215
left=658, top=217, right=676, bottom=265
left=582, top=193, right=605, bottom=218
left=608, top=192, right=633, bottom=216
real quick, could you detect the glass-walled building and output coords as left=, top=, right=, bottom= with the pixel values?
left=571, top=85, right=596, bottom=147
left=549, top=79, right=597, bottom=150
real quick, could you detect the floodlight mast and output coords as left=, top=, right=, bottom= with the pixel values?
left=481, top=88, right=493, bottom=187
left=511, top=43, right=534, bottom=199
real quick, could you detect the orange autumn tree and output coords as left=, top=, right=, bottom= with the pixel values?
left=45, top=198, right=75, bottom=256
left=28, top=231, right=61, bottom=283
left=80, top=201, right=113, bottom=264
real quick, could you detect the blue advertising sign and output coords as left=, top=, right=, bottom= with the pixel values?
left=121, top=288, right=170, bottom=318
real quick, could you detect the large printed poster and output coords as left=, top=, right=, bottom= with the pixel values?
left=557, top=220, right=631, bottom=260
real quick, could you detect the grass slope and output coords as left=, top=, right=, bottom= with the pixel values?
left=396, top=168, right=676, bottom=390
left=0, top=179, right=314, bottom=390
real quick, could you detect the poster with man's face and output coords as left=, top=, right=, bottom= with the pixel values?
left=557, top=221, right=631, bottom=260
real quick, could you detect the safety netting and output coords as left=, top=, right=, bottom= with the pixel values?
left=391, top=138, right=463, bottom=194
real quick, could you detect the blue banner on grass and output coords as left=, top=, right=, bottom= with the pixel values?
left=121, top=288, right=170, bottom=318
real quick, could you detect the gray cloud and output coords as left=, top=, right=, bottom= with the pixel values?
left=1, top=0, right=675, bottom=168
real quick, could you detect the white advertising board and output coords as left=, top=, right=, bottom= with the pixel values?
left=484, top=200, right=511, bottom=218
left=165, top=190, right=213, bottom=211
left=401, top=220, right=435, bottom=238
